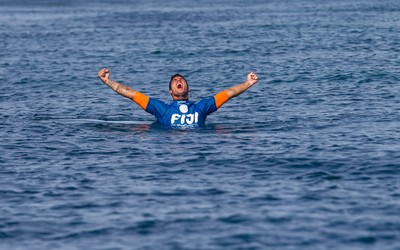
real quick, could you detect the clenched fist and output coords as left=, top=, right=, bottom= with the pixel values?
left=98, top=68, right=110, bottom=83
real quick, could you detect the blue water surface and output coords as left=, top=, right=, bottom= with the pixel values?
left=1, top=0, right=400, bottom=249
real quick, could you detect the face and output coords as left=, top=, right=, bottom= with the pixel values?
left=169, top=75, right=190, bottom=100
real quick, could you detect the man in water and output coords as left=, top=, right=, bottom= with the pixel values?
left=97, top=68, right=259, bottom=128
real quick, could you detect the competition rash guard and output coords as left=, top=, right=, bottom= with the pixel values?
left=132, top=91, right=230, bottom=128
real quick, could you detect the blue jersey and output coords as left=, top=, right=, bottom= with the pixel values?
left=145, top=97, right=217, bottom=128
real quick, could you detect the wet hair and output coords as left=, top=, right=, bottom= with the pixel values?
left=169, top=74, right=188, bottom=90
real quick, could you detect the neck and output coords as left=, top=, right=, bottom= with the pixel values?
left=172, top=94, right=189, bottom=101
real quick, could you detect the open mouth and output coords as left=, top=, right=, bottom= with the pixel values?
left=177, top=83, right=183, bottom=89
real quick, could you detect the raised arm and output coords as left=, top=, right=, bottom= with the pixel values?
left=97, top=68, right=149, bottom=110
left=214, top=72, right=259, bottom=108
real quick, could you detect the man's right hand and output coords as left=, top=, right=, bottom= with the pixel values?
left=98, top=68, right=110, bottom=83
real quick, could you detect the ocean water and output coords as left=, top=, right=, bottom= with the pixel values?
left=1, top=0, right=400, bottom=249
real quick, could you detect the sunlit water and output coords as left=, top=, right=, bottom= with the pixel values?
left=1, top=0, right=400, bottom=249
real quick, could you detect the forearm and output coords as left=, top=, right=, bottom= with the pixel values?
left=214, top=77, right=257, bottom=109
left=214, top=82, right=251, bottom=108
left=225, top=81, right=253, bottom=98
left=103, top=78, right=136, bottom=99
left=101, top=78, right=149, bottom=110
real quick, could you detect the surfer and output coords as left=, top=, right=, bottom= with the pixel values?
left=97, top=68, right=258, bottom=127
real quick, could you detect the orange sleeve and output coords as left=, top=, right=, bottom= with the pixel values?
left=132, top=92, right=149, bottom=110
left=214, top=91, right=230, bottom=109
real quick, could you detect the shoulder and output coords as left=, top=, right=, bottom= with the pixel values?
left=146, top=98, right=171, bottom=113
left=194, top=96, right=217, bottom=115
left=148, top=98, right=169, bottom=106
left=195, top=96, right=215, bottom=106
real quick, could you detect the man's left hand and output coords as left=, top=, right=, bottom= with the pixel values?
left=247, top=72, right=258, bottom=86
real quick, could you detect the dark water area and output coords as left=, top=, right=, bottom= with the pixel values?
left=1, top=0, right=400, bottom=249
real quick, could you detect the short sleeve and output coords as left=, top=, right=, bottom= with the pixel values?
left=214, top=90, right=230, bottom=109
left=132, top=92, right=150, bottom=110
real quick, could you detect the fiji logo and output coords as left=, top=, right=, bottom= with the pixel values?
left=179, top=104, right=188, bottom=113
left=171, top=113, right=199, bottom=125
left=171, top=104, right=199, bottom=125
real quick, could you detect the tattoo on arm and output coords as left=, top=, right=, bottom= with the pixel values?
left=105, top=79, right=118, bottom=89
left=105, top=79, right=135, bottom=98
